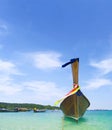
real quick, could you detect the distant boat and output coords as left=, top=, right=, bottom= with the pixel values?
left=0, top=108, right=18, bottom=112
left=33, top=108, right=46, bottom=113
left=15, top=107, right=31, bottom=112
left=60, top=58, right=90, bottom=120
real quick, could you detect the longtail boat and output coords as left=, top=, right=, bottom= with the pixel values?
left=33, top=108, right=46, bottom=113
left=60, top=58, right=90, bottom=120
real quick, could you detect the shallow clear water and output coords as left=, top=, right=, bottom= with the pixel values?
left=0, top=110, right=112, bottom=130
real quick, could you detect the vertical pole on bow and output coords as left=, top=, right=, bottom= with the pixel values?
left=71, top=58, right=79, bottom=119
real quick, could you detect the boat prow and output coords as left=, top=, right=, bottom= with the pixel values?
left=60, top=90, right=90, bottom=120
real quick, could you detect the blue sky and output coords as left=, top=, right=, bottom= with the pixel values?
left=0, top=0, right=112, bottom=109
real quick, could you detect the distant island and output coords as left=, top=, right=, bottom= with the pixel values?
left=0, top=102, right=59, bottom=112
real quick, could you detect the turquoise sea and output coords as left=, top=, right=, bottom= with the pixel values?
left=0, top=110, right=112, bottom=130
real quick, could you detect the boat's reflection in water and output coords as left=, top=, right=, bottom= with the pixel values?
left=61, top=116, right=88, bottom=130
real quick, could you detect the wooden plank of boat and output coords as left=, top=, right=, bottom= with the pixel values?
left=60, top=58, right=90, bottom=120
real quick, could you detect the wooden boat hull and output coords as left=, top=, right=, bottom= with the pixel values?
left=60, top=90, right=90, bottom=120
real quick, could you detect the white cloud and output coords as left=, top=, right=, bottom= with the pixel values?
left=84, top=58, right=112, bottom=90
left=0, top=77, right=65, bottom=103
left=0, top=83, right=22, bottom=95
left=0, top=57, right=64, bottom=103
left=0, top=59, right=15, bottom=72
left=22, top=80, right=64, bottom=103
left=90, top=58, right=112, bottom=75
left=0, top=24, right=7, bottom=30
left=85, top=78, right=112, bottom=90
left=27, top=51, right=62, bottom=69
left=23, top=80, right=63, bottom=96
left=0, top=23, right=8, bottom=35
left=0, top=59, right=21, bottom=75
left=0, top=59, right=23, bottom=95
left=0, top=74, right=22, bottom=95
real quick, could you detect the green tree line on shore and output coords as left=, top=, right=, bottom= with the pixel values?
left=0, top=102, right=59, bottom=110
